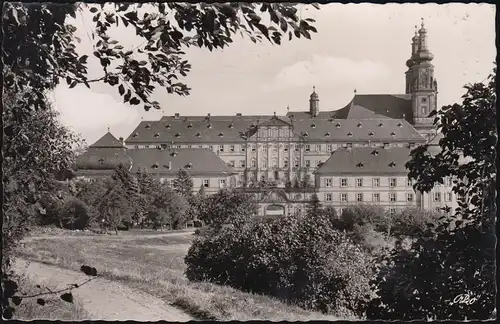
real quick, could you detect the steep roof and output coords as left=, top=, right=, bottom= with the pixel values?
left=126, top=114, right=424, bottom=144
left=90, top=132, right=124, bottom=148
left=316, top=147, right=413, bottom=175
left=125, top=148, right=235, bottom=175
left=76, top=147, right=132, bottom=170
left=331, top=94, right=414, bottom=123
left=292, top=118, right=424, bottom=143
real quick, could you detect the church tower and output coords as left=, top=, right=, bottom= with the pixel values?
left=309, top=86, right=319, bottom=117
left=405, top=19, right=438, bottom=141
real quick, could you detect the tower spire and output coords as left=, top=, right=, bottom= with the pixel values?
left=309, top=86, right=319, bottom=117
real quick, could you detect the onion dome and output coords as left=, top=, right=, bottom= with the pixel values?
left=310, top=86, right=319, bottom=100
left=406, top=58, right=414, bottom=68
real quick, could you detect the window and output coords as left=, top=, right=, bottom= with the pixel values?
left=203, top=179, right=209, bottom=188
left=241, top=146, right=245, bottom=152
left=294, top=159, right=299, bottom=168
left=262, top=159, right=268, bottom=168
left=407, top=193, right=414, bottom=202
left=305, top=160, right=310, bottom=168
left=305, top=145, right=310, bottom=152
left=177, top=145, right=182, bottom=148
left=433, top=192, right=441, bottom=202
left=390, top=193, right=396, bottom=202
left=240, top=160, right=245, bottom=168
left=407, top=178, right=412, bottom=187
left=199, top=145, right=203, bottom=148
left=327, top=144, right=333, bottom=152
left=209, top=145, right=214, bottom=151
left=229, top=160, right=235, bottom=167
left=390, top=178, right=397, bottom=187
left=341, top=193, right=348, bottom=202
left=134, top=145, right=139, bottom=149
left=316, top=160, right=321, bottom=167
left=284, top=146, right=288, bottom=152
left=219, top=145, right=224, bottom=152
left=294, top=145, right=299, bottom=152
left=356, top=178, right=363, bottom=187
left=421, top=107, right=427, bottom=115
left=325, top=178, right=332, bottom=187
left=373, top=193, right=380, bottom=202
left=283, top=158, right=289, bottom=168
left=434, top=207, right=441, bottom=213
left=356, top=193, right=364, bottom=202
left=316, top=144, right=321, bottom=152
left=144, top=145, right=150, bottom=148
left=272, top=158, right=278, bottom=168
left=251, top=145, right=256, bottom=152
left=341, top=178, right=347, bottom=187
left=346, top=143, right=353, bottom=148
left=389, top=208, right=396, bottom=215
left=230, top=145, right=235, bottom=152
left=219, top=179, right=226, bottom=188
left=445, top=192, right=453, bottom=202
left=373, top=178, right=380, bottom=187
left=325, top=193, right=332, bottom=202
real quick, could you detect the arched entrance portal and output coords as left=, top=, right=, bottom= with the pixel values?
left=265, top=204, right=285, bottom=216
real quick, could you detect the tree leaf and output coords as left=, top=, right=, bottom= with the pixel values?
left=118, top=84, right=125, bottom=96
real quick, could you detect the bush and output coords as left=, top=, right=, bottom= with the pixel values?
left=390, top=207, right=441, bottom=238
left=185, top=213, right=374, bottom=317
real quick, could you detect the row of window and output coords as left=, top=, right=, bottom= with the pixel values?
left=160, top=178, right=228, bottom=188
left=227, top=158, right=325, bottom=169
left=325, top=177, right=411, bottom=188
left=133, top=142, right=414, bottom=152
left=337, top=207, right=442, bottom=216
left=325, top=192, right=454, bottom=203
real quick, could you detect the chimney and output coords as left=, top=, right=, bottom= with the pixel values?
left=168, top=161, right=172, bottom=170
left=205, top=113, right=211, bottom=121
left=174, top=113, right=180, bottom=119
left=119, top=137, right=124, bottom=145
left=236, top=113, right=242, bottom=116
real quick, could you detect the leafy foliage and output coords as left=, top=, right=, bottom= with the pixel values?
left=185, top=212, right=374, bottom=317
left=149, top=184, right=189, bottom=229
left=370, top=68, right=497, bottom=320
left=196, top=189, right=258, bottom=230
left=173, top=168, right=194, bottom=200
left=95, top=180, right=133, bottom=234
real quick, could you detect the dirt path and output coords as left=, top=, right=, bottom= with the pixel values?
left=14, top=259, right=194, bottom=322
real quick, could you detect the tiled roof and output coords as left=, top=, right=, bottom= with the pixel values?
left=292, top=118, right=424, bottom=142
left=331, top=94, right=414, bottom=123
left=76, top=147, right=132, bottom=170
left=125, top=148, right=235, bottom=175
left=126, top=114, right=424, bottom=144
left=76, top=147, right=235, bottom=176
left=316, top=147, right=413, bottom=175
left=89, top=132, right=124, bottom=148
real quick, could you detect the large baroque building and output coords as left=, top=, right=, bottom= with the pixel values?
left=76, top=22, right=458, bottom=216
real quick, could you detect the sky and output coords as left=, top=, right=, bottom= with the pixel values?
left=49, top=3, right=496, bottom=145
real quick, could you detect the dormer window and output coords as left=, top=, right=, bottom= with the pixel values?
left=218, top=132, right=224, bottom=137
left=371, top=150, right=379, bottom=156
left=250, top=123, right=256, bottom=128
left=347, top=132, right=353, bottom=137
left=357, top=122, right=362, bottom=128
left=98, top=158, right=104, bottom=165
left=175, top=133, right=181, bottom=138
left=325, top=132, right=330, bottom=137
left=154, top=132, right=160, bottom=138
left=389, top=161, right=396, bottom=168
left=132, top=132, right=139, bottom=137
left=397, top=122, right=403, bottom=127
left=165, top=124, right=171, bottom=129
left=336, top=123, right=341, bottom=128
left=311, top=123, right=316, bottom=128
left=187, top=123, right=193, bottom=128
left=152, top=162, right=159, bottom=169
left=368, top=132, right=374, bottom=136
left=229, top=124, right=234, bottom=128
left=185, top=163, right=192, bottom=169
left=145, top=124, right=151, bottom=129
left=390, top=132, right=396, bottom=136
left=356, top=162, right=364, bottom=168
left=207, top=124, right=213, bottom=129
left=196, top=132, right=201, bottom=137
left=171, top=151, right=178, bottom=157
left=303, top=132, right=309, bottom=137
left=378, top=123, right=384, bottom=127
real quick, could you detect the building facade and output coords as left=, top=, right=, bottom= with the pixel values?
left=75, top=22, right=457, bottom=216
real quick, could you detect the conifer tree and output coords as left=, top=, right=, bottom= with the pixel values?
left=173, top=168, right=194, bottom=200
left=306, top=193, right=323, bottom=217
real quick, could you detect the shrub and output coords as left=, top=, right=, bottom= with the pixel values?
left=390, top=207, right=441, bottom=238
left=61, top=198, right=92, bottom=230
left=185, top=213, right=374, bottom=317
left=337, top=204, right=390, bottom=234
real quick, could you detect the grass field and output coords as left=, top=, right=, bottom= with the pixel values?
left=18, top=231, right=343, bottom=321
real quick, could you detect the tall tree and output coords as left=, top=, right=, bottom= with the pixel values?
left=95, top=180, right=132, bottom=234
left=369, top=68, right=496, bottom=320
left=173, top=168, right=194, bottom=200
left=305, top=193, right=322, bottom=217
